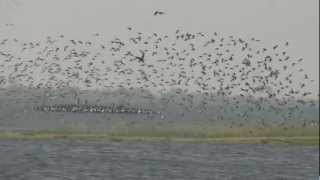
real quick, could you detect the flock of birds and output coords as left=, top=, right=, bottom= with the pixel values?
left=34, top=103, right=162, bottom=116
left=0, top=11, right=318, bottom=128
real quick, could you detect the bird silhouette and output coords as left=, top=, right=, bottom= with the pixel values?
left=153, top=11, right=165, bottom=16
left=134, top=50, right=145, bottom=63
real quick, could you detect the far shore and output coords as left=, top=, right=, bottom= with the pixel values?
left=0, top=128, right=318, bottom=145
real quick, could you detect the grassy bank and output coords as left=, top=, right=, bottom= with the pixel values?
left=0, top=126, right=318, bottom=145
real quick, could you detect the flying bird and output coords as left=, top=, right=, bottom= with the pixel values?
left=153, top=11, right=165, bottom=16
left=135, top=50, right=145, bottom=63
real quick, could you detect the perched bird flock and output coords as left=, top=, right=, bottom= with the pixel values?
left=34, top=103, right=161, bottom=115
left=0, top=20, right=318, bottom=128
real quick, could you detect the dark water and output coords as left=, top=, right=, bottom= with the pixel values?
left=0, top=140, right=318, bottom=180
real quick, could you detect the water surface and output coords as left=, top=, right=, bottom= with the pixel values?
left=0, top=140, right=318, bottom=180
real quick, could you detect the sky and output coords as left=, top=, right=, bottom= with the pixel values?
left=0, top=0, right=319, bottom=96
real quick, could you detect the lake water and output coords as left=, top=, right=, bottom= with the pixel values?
left=0, top=140, right=318, bottom=180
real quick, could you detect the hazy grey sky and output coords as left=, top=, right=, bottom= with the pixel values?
left=0, top=0, right=319, bottom=93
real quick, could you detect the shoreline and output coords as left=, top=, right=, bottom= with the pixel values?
left=0, top=131, right=318, bottom=145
